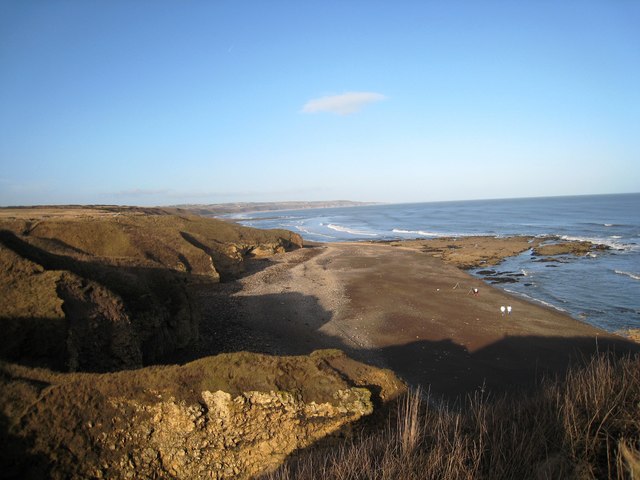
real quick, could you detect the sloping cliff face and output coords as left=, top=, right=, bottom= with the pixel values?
left=0, top=208, right=303, bottom=372
left=104, top=387, right=372, bottom=479
left=0, top=350, right=405, bottom=480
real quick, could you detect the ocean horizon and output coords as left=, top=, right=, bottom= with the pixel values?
left=229, top=193, right=640, bottom=335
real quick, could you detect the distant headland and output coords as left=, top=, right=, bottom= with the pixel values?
left=170, top=200, right=376, bottom=216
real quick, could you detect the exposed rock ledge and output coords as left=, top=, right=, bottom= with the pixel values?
left=106, top=387, right=371, bottom=479
left=382, top=235, right=608, bottom=269
left=532, top=240, right=609, bottom=257
left=0, top=350, right=405, bottom=479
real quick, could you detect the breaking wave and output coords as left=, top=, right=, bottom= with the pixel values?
left=391, top=228, right=480, bottom=238
left=560, top=235, right=635, bottom=251
left=295, top=226, right=336, bottom=239
left=326, top=224, right=378, bottom=237
left=392, top=228, right=447, bottom=237
left=615, top=270, right=640, bottom=281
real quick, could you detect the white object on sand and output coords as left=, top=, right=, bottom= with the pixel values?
left=507, top=305, right=512, bottom=315
left=500, top=306, right=506, bottom=315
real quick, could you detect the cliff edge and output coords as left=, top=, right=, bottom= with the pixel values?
left=0, top=207, right=302, bottom=372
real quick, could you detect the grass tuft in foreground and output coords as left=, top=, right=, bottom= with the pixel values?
left=266, top=353, right=640, bottom=479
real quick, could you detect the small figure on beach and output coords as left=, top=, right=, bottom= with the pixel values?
left=473, top=287, right=479, bottom=296
left=507, top=305, right=512, bottom=315
left=500, top=306, right=506, bottom=316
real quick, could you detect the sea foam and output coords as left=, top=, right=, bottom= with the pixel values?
left=392, top=228, right=447, bottom=237
left=295, top=226, right=336, bottom=239
left=391, top=228, right=480, bottom=238
left=326, top=224, right=378, bottom=237
left=560, top=235, right=635, bottom=251
left=615, top=270, right=640, bottom=281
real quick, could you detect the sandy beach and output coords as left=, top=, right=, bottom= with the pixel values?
left=193, top=240, right=638, bottom=400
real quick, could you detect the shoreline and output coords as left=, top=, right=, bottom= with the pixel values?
left=348, top=235, right=638, bottom=341
left=368, top=235, right=613, bottom=323
left=194, top=239, right=638, bottom=399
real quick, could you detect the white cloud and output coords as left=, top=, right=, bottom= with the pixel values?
left=302, top=92, right=386, bottom=115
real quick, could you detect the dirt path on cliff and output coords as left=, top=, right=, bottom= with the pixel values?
left=195, top=243, right=638, bottom=399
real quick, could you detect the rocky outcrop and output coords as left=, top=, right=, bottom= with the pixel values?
left=101, top=388, right=371, bottom=479
left=533, top=240, right=608, bottom=257
left=386, top=236, right=608, bottom=269
left=387, top=236, right=542, bottom=269
left=0, top=350, right=405, bottom=479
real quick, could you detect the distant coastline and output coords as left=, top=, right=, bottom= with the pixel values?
left=230, top=194, right=640, bottom=335
left=170, top=200, right=378, bottom=217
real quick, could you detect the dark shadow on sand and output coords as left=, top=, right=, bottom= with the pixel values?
left=365, top=335, right=639, bottom=400
left=187, top=271, right=640, bottom=401
left=160, top=290, right=337, bottom=364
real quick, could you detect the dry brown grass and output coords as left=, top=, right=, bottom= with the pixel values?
left=266, top=353, right=640, bottom=480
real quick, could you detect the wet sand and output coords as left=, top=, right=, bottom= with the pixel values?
left=196, top=241, right=638, bottom=400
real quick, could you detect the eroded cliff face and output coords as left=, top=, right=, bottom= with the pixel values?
left=0, top=350, right=405, bottom=480
left=101, top=388, right=372, bottom=479
left=0, top=209, right=303, bottom=372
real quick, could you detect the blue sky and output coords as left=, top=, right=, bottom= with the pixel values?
left=1, top=1, right=639, bottom=206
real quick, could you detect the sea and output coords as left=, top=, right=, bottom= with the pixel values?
left=228, top=193, right=640, bottom=334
